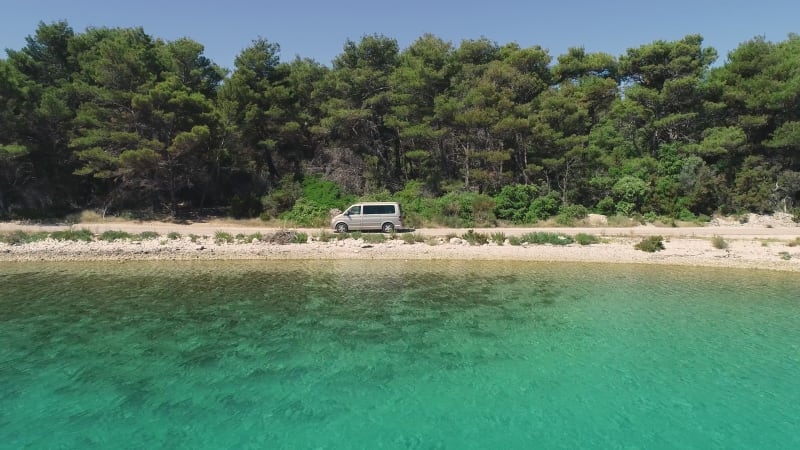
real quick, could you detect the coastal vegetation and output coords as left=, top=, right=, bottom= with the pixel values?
left=635, top=236, right=666, bottom=252
left=2, top=22, right=800, bottom=227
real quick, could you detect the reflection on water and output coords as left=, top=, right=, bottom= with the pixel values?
left=1, top=260, right=798, bottom=448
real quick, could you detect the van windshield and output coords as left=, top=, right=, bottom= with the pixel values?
left=348, top=206, right=361, bottom=215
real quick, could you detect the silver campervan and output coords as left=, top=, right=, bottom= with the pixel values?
left=331, top=202, right=403, bottom=233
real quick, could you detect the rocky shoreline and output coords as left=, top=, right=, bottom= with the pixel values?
left=2, top=221, right=799, bottom=272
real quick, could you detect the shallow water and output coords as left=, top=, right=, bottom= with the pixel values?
left=1, top=260, right=798, bottom=449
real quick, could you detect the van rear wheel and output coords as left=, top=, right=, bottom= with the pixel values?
left=335, top=223, right=348, bottom=233
left=381, top=222, right=395, bottom=233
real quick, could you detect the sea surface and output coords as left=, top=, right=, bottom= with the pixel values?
left=1, top=260, right=798, bottom=449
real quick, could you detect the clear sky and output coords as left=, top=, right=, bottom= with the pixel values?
left=2, top=0, right=798, bottom=70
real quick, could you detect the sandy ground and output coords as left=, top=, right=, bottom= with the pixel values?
left=1, top=215, right=800, bottom=272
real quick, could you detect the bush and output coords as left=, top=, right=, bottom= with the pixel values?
left=167, top=232, right=181, bottom=240
left=635, top=235, right=665, bottom=252
left=292, top=232, right=308, bottom=244
left=461, top=229, right=489, bottom=245
left=494, top=184, right=538, bottom=223
left=575, top=233, right=599, bottom=245
left=792, top=207, right=800, bottom=224
left=139, top=231, right=159, bottom=240
left=434, top=192, right=496, bottom=227
left=711, top=235, right=728, bottom=250
left=316, top=231, right=335, bottom=243
left=402, top=233, right=425, bottom=244
left=0, top=230, right=50, bottom=245
left=520, top=232, right=574, bottom=245
left=362, top=233, right=386, bottom=244
left=229, top=194, right=263, bottom=219
left=279, top=198, right=331, bottom=227
left=50, top=229, right=93, bottom=242
left=99, top=230, right=133, bottom=241
left=508, top=236, right=522, bottom=246
left=214, top=231, right=234, bottom=244
left=490, top=232, right=506, bottom=245
left=526, top=193, right=561, bottom=223
left=555, top=204, right=588, bottom=226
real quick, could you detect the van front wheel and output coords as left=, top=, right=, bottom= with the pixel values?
left=381, top=222, right=395, bottom=233
left=335, top=223, right=348, bottom=233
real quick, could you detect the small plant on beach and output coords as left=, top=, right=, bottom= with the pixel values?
left=521, top=232, right=573, bottom=245
left=575, top=233, right=599, bottom=246
left=349, top=231, right=363, bottom=240
left=779, top=251, right=792, bottom=260
left=402, top=232, right=425, bottom=244
left=50, top=228, right=94, bottom=242
left=316, top=230, right=335, bottom=243
left=711, top=235, right=728, bottom=250
left=167, top=232, right=181, bottom=240
left=139, top=231, right=159, bottom=240
left=425, top=237, right=440, bottom=246
left=461, top=229, right=489, bottom=245
left=214, top=231, right=234, bottom=244
left=635, top=235, right=665, bottom=252
left=362, top=233, right=386, bottom=244
left=291, top=232, right=308, bottom=244
left=0, top=230, right=50, bottom=245
left=787, top=237, right=800, bottom=247
left=490, top=232, right=506, bottom=245
left=99, top=230, right=134, bottom=241
left=508, top=236, right=522, bottom=246
left=189, top=234, right=200, bottom=243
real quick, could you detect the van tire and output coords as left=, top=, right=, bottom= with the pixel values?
left=335, top=223, right=348, bottom=233
left=381, top=222, right=395, bottom=233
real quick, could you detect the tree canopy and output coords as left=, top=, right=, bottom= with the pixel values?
left=2, top=21, right=799, bottom=223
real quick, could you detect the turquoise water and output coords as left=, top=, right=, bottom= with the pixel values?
left=1, top=260, right=798, bottom=449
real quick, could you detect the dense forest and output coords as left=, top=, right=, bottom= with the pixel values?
left=1, top=21, right=799, bottom=226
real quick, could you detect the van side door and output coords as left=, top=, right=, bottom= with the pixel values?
left=346, top=205, right=363, bottom=230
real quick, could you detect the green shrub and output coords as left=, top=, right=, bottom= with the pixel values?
left=508, top=236, right=522, bottom=246
left=779, top=251, right=792, bottom=260
left=291, top=232, right=308, bottom=244
left=50, top=229, right=93, bottom=242
left=434, top=192, right=496, bottom=227
left=214, top=231, right=234, bottom=244
left=490, top=232, right=506, bottom=245
left=575, top=233, right=599, bottom=245
left=711, top=235, right=728, bottom=250
left=350, top=231, right=363, bottom=240
left=635, top=235, right=665, bottom=252
left=555, top=204, right=588, bottom=225
left=99, top=230, right=133, bottom=241
left=792, top=207, right=800, bottom=224
left=167, top=232, right=181, bottom=240
left=520, top=232, right=574, bottom=245
left=526, top=192, right=561, bottom=223
left=189, top=234, right=200, bottom=243
left=139, top=231, right=159, bottom=240
left=261, top=176, right=303, bottom=220
left=402, top=233, right=425, bottom=244
left=362, top=233, right=386, bottom=244
left=229, top=193, right=263, bottom=219
left=0, top=230, right=50, bottom=245
left=279, top=198, right=331, bottom=227
left=494, top=184, right=538, bottom=223
left=316, top=231, right=335, bottom=243
left=461, top=229, right=489, bottom=245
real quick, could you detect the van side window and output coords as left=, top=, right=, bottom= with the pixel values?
left=349, top=206, right=361, bottom=215
left=363, top=205, right=395, bottom=215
